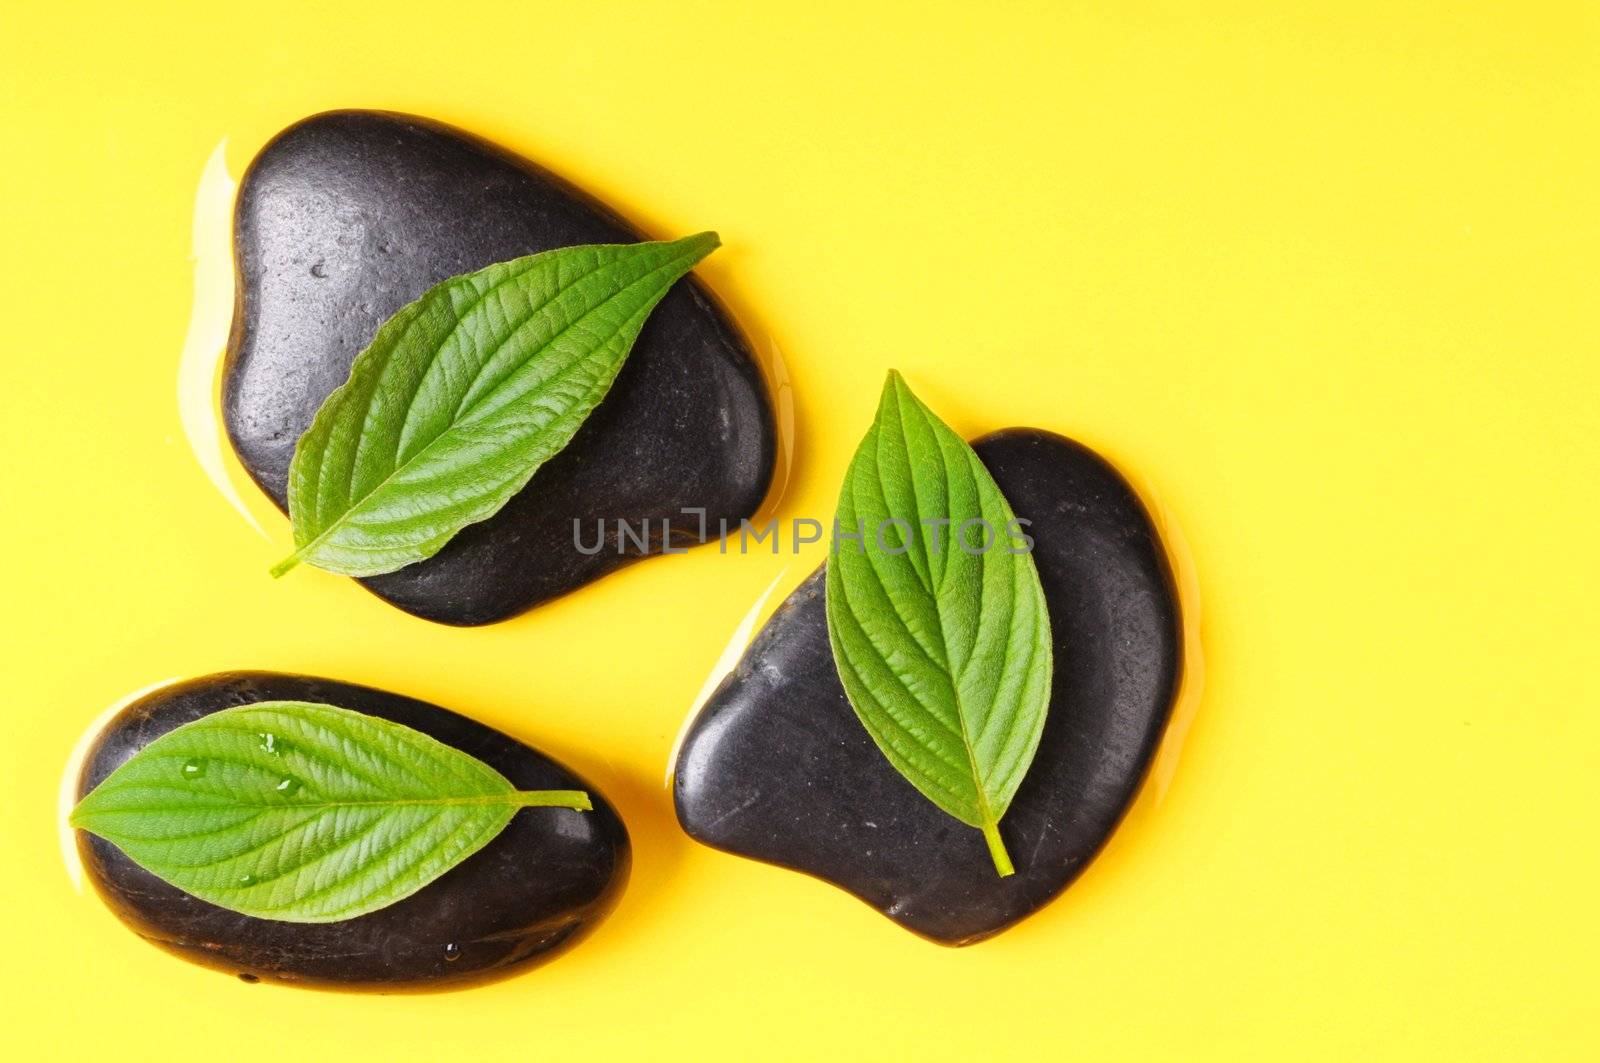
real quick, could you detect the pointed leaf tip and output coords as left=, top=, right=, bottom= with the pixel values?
left=678, top=230, right=720, bottom=257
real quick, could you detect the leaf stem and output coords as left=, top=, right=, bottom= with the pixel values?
left=514, top=789, right=592, bottom=811
left=269, top=546, right=308, bottom=579
left=982, top=821, right=1015, bottom=877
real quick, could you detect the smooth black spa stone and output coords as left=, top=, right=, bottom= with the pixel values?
left=76, top=672, right=630, bottom=990
left=223, top=110, right=776, bottom=625
left=674, top=429, right=1182, bottom=945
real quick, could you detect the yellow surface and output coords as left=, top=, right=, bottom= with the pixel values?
left=3, top=2, right=1597, bottom=1058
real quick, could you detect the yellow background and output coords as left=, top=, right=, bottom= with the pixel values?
left=3, top=2, right=1596, bottom=1058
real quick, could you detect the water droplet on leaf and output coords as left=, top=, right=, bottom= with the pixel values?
left=180, top=759, right=206, bottom=779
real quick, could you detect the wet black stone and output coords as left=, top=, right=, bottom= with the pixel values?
left=77, top=672, right=630, bottom=991
left=224, top=110, right=776, bottom=625
left=673, top=429, right=1182, bottom=945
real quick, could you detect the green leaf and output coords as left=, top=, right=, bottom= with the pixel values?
left=70, top=702, right=591, bottom=923
left=272, top=232, right=720, bottom=577
left=825, top=371, right=1053, bottom=877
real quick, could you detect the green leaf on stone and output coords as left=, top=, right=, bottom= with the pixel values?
left=272, top=232, right=720, bottom=577
left=69, top=702, right=591, bottom=923
left=825, top=371, right=1053, bottom=877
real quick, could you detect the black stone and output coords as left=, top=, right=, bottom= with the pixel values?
left=224, top=110, right=776, bottom=625
left=76, top=672, right=630, bottom=990
left=673, top=429, right=1182, bottom=945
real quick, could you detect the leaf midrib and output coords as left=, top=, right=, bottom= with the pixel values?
left=81, top=792, right=586, bottom=813
left=288, top=242, right=704, bottom=567
left=355, top=247, right=613, bottom=500
left=883, top=383, right=1003, bottom=832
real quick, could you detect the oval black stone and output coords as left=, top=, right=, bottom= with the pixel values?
left=76, top=672, right=630, bottom=990
left=673, top=429, right=1182, bottom=945
left=223, top=110, right=776, bottom=625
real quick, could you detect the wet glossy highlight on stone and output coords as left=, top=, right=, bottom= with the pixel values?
left=76, top=672, right=630, bottom=990
left=223, top=110, right=776, bottom=625
left=674, top=429, right=1182, bottom=945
